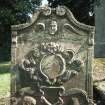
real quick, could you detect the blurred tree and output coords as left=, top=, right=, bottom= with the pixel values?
left=48, top=0, right=95, bottom=26
left=0, top=0, right=42, bottom=62
left=0, top=0, right=41, bottom=25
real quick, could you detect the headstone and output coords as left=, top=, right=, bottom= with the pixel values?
left=95, top=0, right=105, bottom=57
left=11, top=6, right=95, bottom=105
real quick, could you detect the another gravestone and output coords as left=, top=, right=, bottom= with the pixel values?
left=11, top=6, right=95, bottom=105
left=95, top=0, right=105, bottom=57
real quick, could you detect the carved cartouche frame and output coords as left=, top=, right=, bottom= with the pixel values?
left=19, top=42, right=83, bottom=86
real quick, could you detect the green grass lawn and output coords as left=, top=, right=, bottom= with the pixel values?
left=0, top=73, right=10, bottom=98
left=0, top=62, right=10, bottom=99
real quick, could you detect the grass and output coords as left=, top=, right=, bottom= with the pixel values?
left=0, top=73, right=10, bottom=98
left=0, top=62, right=10, bottom=99
left=94, top=58, right=105, bottom=65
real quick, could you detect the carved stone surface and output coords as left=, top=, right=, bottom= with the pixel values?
left=11, top=6, right=95, bottom=105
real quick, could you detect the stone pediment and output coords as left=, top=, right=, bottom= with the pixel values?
left=11, top=6, right=94, bottom=36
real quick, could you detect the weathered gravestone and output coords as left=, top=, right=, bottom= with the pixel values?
left=11, top=6, right=95, bottom=105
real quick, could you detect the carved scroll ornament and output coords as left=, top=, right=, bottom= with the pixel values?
left=19, top=42, right=84, bottom=85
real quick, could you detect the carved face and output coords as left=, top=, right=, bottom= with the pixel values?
left=49, top=21, right=57, bottom=35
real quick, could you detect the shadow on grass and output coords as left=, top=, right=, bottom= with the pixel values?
left=0, top=62, right=10, bottom=74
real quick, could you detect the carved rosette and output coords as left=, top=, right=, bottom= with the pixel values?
left=56, top=6, right=66, bottom=16
left=42, top=6, right=51, bottom=16
left=42, top=6, right=66, bottom=16
left=19, top=42, right=84, bottom=85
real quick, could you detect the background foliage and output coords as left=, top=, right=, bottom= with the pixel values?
left=48, top=0, right=95, bottom=26
left=0, top=0, right=95, bottom=61
left=0, top=0, right=94, bottom=25
left=0, top=0, right=41, bottom=25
